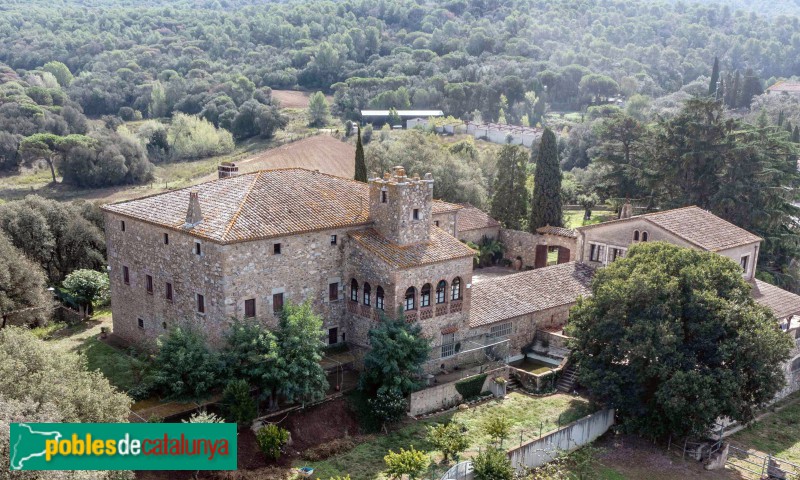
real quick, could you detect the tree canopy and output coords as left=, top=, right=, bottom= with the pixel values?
left=567, top=242, right=793, bottom=438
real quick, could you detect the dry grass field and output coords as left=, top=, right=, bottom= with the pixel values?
left=205, top=134, right=355, bottom=180
left=272, top=89, right=334, bottom=109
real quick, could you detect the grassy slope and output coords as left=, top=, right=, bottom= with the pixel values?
left=731, top=393, right=800, bottom=463
left=303, top=393, right=592, bottom=480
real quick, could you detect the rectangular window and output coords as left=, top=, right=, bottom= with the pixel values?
left=273, top=293, right=284, bottom=313
left=163, top=233, right=169, bottom=245
left=137, top=318, right=144, bottom=329
left=328, top=327, right=339, bottom=345
left=121, top=220, right=126, bottom=232
left=609, top=248, right=626, bottom=262
left=165, top=282, right=173, bottom=301
left=413, top=208, right=420, bottom=220
left=589, top=243, right=605, bottom=262
left=197, top=294, right=205, bottom=314
left=145, top=275, right=153, bottom=294
left=381, top=190, right=387, bottom=203
left=122, top=266, right=130, bottom=285
left=441, top=333, right=455, bottom=358
left=245, top=298, right=256, bottom=318
left=273, top=243, right=282, bottom=255
left=195, top=242, right=202, bottom=256
left=329, top=282, right=339, bottom=301
left=489, top=322, right=513, bottom=338
left=376, top=292, right=384, bottom=311
left=740, top=255, right=749, bottom=273
left=330, top=235, right=337, bottom=245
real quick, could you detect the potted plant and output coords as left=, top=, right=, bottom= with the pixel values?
left=492, top=376, right=507, bottom=398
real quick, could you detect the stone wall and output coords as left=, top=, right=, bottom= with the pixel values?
left=105, top=212, right=227, bottom=347
left=469, top=304, right=574, bottom=353
left=459, top=227, right=501, bottom=245
left=432, top=211, right=458, bottom=237
left=500, top=229, right=576, bottom=269
left=408, top=366, right=509, bottom=416
left=777, top=339, right=800, bottom=400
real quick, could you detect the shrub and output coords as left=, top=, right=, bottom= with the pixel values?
left=368, top=389, right=407, bottom=427
left=473, top=447, right=513, bottom=480
left=168, top=113, right=234, bottom=160
left=150, top=327, right=222, bottom=400
left=183, top=410, right=224, bottom=423
left=384, top=446, right=428, bottom=480
left=256, top=423, right=290, bottom=461
left=222, top=379, right=257, bottom=426
left=482, top=415, right=511, bottom=446
left=455, top=374, right=487, bottom=400
left=426, top=422, right=469, bottom=462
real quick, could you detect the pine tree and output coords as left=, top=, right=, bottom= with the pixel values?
left=354, top=126, right=367, bottom=182
left=490, top=144, right=528, bottom=230
left=708, top=56, right=720, bottom=97
left=529, top=128, right=563, bottom=230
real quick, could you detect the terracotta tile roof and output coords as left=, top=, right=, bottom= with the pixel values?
left=103, top=167, right=465, bottom=244
left=102, top=169, right=373, bottom=244
left=536, top=225, right=578, bottom=238
left=751, top=279, right=800, bottom=320
left=767, top=81, right=800, bottom=93
left=469, top=262, right=594, bottom=328
left=348, top=227, right=475, bottom=269
left=577, top=206, right=761, bottom=252
left=456, top=204, right=500, bottom=232
left=431, top=200, right=463, bottom=214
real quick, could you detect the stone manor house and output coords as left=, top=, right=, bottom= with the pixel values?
left=103, top=166, right=800, bottom=396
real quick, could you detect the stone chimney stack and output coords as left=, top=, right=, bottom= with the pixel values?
left=184, top=191, right=203, bottom=228
left=218, top=162, right=239, bottom=179
left=619, top=199, right=633, bottom=219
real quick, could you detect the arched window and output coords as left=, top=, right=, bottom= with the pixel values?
left=363, top=282, right=371, bottom=306
left=376, top=286, right=385, bottom=311
left=642, top=231, right=649, bottom=242
left=421, top=283, right=431, bottom=308
left=350, top=279, right=359, bottom=302
left=451, top=277, right=462, bottom=301
left=405, top=287, right=416, bottom=311
left=633, top=230, right=640, bottom=241
left=436, top=280, right=447, bottom=304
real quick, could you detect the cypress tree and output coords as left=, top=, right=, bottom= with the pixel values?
left=708, top=56, right=720, bottom=97
left=354, top=126, right=367, bottom=182
left=529, top=128, right=563, bottom=231
left=777, top=110, right=785, bottom=127
left=490, top=144, right=529, bottom=230
left=793, top=126, right=800, bottom=144
left=739, top=68, right=763, bottom=108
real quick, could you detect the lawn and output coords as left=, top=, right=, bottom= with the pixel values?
left=730, top=393, right=800, bottom=464
left=301, top=392, right=592, bottom=480
left=34, top=309, right=147, bottom=392
left=564, top=209, right=616, bottom=229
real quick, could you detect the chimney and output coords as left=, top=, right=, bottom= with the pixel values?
left=184, top=191, right=203, bottom=228
left=619, top=199, right=633, bottom=219
left=218, top=162, right=239, bottom=179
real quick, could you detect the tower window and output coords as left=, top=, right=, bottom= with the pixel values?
left=195, top=242, right=202, bottom=255
left=381, top=190, right=387, bottom=203
left=164, top=233, right=169, bottom=245
left=197, top=294, right=205, bottom=313
left=165, top=282, right=173, bottom=301
left=329, top=282, right=339, bottom=301
left=122, top=266, right=130, bottom=285
left=137, top=318, right=144, bottom=329
left=273, top=243, right=282, bottom=255
left=413, top=209, right=420, bottom=220
left=145, top=275, right=153, bottom=294
left=121, top=220, right=126, bottom=232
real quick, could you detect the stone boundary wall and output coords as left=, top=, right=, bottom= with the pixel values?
left=408, top=366, right=509, bottom=416
left=507, top=408, right=615, bottom=472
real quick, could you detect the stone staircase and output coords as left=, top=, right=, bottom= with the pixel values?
left=556, top=365, right=578, bottom=393
left=506, top=375, right=521, bottom=392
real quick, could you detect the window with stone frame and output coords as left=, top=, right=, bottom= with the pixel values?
left=633, top=230, right=640, bottom=241
left=451, top=277, right=462, bottom=301
left=363, top=283, right=371, bottom=306
left=137, top=318, right=144, bottom=329
left=376, top=286, right=384, bottom=310
left=196, top=294, right=205, bottom=313
left=381, top=190, right=387, bottom=203
left=489, top=322, right=512, bottom=338
left=421, top=283, right=431, bottom=308
left=609, top=247, right=626, bottom=262
left=165, top=282, right=173, bottom=301
left=122, top=266, right=129, bottom=285
left=163, top=233, right=169, bottom=245
left=740, top=255, right=750, bottom=273
left=413, top=208, right=420, bottom=220
left=436, top=280, right=447, bottom=304
left=329, top=282, right=339, bottom=301
left=121, top=220, right=126, bottom=232
left=273, top=243, right=282, bottom=255
left=350, top=279, right=359, bottom=302
left=405, top=287, right=416, bottom=311
left=145, top=274, right=153, bottom=294
left=195, top=241, right=202, bottom=256
left=641, top=231, right=649, bottom=242
left=273, top=293, right=284, bottom=313
left=245, top=298, right=256, bottom=318
left=441, top=332, right=455, bottom=358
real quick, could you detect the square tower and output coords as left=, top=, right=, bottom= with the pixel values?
left=369, top=166, right=434, bottom=245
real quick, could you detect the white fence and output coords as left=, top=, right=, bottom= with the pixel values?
left=507, top=409, right=615, bottom=472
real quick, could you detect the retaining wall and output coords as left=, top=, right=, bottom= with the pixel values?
left=408, top=366, right=509, bottom=416
left=507, top=408, right=615, bottom=472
